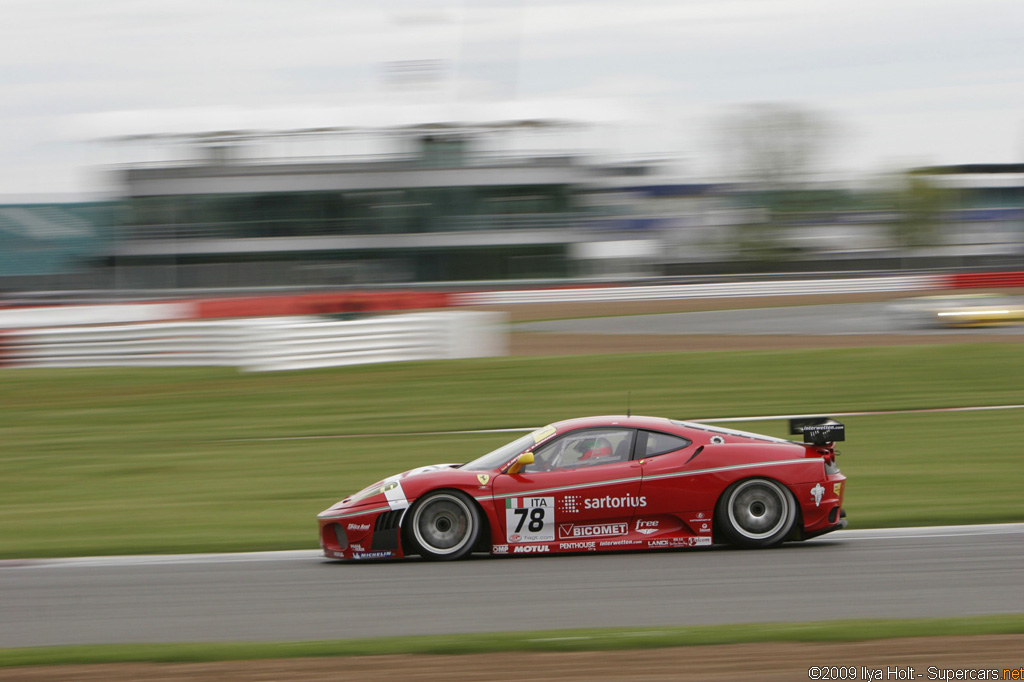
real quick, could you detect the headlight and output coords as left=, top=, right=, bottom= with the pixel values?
left=348, top=480, right=399, bottom=505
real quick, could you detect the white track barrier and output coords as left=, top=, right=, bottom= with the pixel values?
left=0, top=302, right=193, bottom=328
left=0, top=274, right=946, bottom=331
left=3, top=312, right=507, bottom=372
left=453, top=274, right=944, bottom=305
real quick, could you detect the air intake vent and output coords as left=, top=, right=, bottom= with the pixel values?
left=332, top=523, right=348, bottom=551
left=375, top=509, right=403, bottom=532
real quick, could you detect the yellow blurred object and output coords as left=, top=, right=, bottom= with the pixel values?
left=934, top=303, right=1024, bottom=327
left=890, top=293, right=1024, bottom=328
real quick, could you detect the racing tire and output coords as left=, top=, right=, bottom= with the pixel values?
left=716, top=478, right=796, bottom=549
left=405, top=490, right=482, bottom=561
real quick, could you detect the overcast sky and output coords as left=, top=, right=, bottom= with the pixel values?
left=2, top=0, right=1022, bottom=199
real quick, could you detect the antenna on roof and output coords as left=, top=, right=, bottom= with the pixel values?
left=627, top=392, right=631, bottom=418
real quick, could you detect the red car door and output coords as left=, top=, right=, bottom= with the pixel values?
left=491, top=428, right=644, bottom=553
left=635, top=430, right=717, bottom=540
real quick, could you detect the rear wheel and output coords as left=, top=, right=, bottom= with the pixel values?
left=405, top=491, right=481, bottom=561
left=716, top=478, right=796, bottom=548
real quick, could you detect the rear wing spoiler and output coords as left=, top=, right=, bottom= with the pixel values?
left=789, top=418, right=845, bottom=445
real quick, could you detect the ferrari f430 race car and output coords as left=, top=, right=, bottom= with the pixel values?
left=318, top=415, right=847, bottom=560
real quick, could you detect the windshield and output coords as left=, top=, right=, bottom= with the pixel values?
left=461, top=425, right=557, bottom=471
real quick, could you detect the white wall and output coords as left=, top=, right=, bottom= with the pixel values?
left=2, top=311, right=508, bottom=372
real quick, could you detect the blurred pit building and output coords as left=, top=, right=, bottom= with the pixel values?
left=108, top=121, right=676, bottom=288
left=1, top=122, right=1023, bottom=295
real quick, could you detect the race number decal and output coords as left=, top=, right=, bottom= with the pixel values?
left=505, top=497, right=555, bottom=543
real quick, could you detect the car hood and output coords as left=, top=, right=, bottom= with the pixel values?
left=367, top=462, right=463, bottom=490
left=319, top=463, right=463, bottom=516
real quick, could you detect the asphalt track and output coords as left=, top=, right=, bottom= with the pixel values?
left=2, top=524, right=1022, bottom=648
left=515, top=302, right=1024, bottom=336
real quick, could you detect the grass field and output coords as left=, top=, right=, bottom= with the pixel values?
left=2, top=343, right=1023, bottom=558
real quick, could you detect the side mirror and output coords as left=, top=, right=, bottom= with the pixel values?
left=506, top=452, right=535, bottom=475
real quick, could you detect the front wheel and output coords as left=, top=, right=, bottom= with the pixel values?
left=716, top=478, right=796, bottom=548
left=405, top=491, right=482, bottom=561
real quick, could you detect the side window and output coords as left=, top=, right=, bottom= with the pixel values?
left=527, top=429, right=635, bottom=471
left=641, top=431, right=691, bottom=457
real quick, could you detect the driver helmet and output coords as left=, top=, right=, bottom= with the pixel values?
left=576, top=436, right=613, bottom=461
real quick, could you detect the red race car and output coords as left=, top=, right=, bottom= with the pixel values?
left=318, top=415, right=847, bottom=561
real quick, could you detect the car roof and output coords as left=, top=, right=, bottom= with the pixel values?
left=548, top=415, right=794, bottom=445
left=550, top=415, right=679, bottom=433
